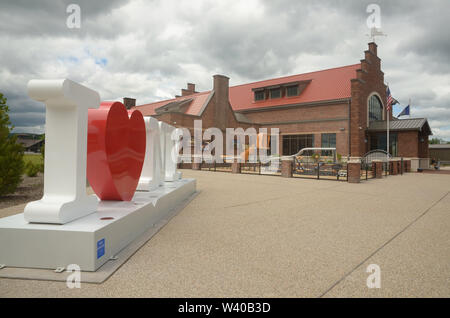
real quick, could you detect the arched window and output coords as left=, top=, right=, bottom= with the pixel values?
left=368, top=95, right=383, bottom=122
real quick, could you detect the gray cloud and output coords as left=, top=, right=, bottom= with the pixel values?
left=0, top=0, right=129, bottom=38
left=0, top=0, right=449, bottom=140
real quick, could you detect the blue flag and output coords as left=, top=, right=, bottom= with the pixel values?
left=398, top=105, right=410, bottom=117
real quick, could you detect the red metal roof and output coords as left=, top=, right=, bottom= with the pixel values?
left=133, top=91, right=210, bottom=116
left=135, top=64, right=359, bottom=116
left=229, top=64, right=359, bottom=111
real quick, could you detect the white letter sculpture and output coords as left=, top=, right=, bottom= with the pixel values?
left=24, top=79, right=100, bottom=224
left=138, top=116, right=164, bottom=191
left=138, top=118, right=181, bottom=192
left=160, top=122, right=181, bottom=181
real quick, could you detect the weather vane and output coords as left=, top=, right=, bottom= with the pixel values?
left=366, top=27, right=387, bottom=43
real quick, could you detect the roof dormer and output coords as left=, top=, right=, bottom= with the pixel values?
left=252, top=80, right=311, bottom=102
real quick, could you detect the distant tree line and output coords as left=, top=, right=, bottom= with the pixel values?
left=429, top=137, right=450, bottom=144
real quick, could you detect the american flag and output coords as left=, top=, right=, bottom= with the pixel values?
left=386, top=86, right=393, bottom=111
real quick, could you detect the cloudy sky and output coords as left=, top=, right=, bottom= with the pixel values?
left=1, top=0, right=449, bottom=140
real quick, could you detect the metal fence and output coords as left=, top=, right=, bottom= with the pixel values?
left=292, top=160, right=348, bottom=181
left=194, top=158, right=348, bottom=181
left=182, top=150, right=408, bottom=182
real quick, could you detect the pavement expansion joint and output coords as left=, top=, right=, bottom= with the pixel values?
left=318, top=191, right=450, bottom=298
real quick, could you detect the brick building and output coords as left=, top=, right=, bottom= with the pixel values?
left=132, top=42, right=431, bottom=160
left=429, top=144, right=450, bottom=162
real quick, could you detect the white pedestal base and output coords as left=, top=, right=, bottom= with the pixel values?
left=0, top=179, right=196, bottom=272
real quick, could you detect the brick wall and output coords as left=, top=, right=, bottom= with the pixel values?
left=349, top=42, right=389, bottom=157
left=398, top=131, right=419, bottom=157
left=418, top=131, right=429, bottom=158
left=241, top=102, right=350, bottom=156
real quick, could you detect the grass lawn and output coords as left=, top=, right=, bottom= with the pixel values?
left=23, top=153, right=43, bottom=165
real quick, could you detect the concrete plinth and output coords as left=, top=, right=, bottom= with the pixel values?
left=0, top=179, right=196, bottom=272
left=410, top=158, right=420, bottom=172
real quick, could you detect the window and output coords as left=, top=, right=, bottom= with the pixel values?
left=368, top=95, right=383, bottom=122
left=286, top=85, right=299, bottom=97
left=270, top=88, right=281, bottom=99
left=254, top=90, right=265, bottom=101
left=370, top=133, right=398, bottom=157
left=321, top=133, right=336, bottom=148
left=282, top=134, right=314, bottom=155
left=321, top=133, right=336, bottom=156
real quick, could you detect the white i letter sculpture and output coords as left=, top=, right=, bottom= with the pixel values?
left=24, top=79, right=100, bottom=224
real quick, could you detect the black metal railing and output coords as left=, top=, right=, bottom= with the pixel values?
left=292, top=158, right=348, bottom=182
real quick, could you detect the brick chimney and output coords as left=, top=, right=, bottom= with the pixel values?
left=181, top=83, right=197, bottom=96
left=368, top=42, right=377, bottom=56
left=123, top=97, right=136, bottom=109
left=213, top=74, right=229, bottom=130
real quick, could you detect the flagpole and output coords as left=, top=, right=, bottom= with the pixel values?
left=387, top=85, right=390, bottom=160
left=409, top=98, right=411, bottom=119
left=387, top=106, right=390, bottom=158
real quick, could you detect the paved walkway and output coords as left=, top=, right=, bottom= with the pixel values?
left=0, top=171, right=449, bottom=297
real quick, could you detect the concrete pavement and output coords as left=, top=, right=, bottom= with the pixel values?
left=0, top=170, right=449, bottom=297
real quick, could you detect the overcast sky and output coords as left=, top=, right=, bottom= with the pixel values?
left=1, top=0, right=449, bottom=140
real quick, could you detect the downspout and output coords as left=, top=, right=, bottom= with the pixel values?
left=348, top=98, right=351, bottom=159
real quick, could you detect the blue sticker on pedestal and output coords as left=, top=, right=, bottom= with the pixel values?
left=97, top=238, right=105, bottom=259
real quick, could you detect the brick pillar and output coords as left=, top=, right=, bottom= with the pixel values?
left=347, top=160, right=361, bottom=183
left=231, top=162, right=241, bottom=174
left=390, top=160, right=398, bottom=175
left=405, top=160, right=411, bottom=172
left=281, top=158, right=293, bottom=178
left=372, top=160, right=383, bottom=178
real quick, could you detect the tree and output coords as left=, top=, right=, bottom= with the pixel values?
left=0, top=93, right=24, bottom=196
left=429, top=137, right=444, bottom=144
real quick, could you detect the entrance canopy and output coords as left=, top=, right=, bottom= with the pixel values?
left=367, top=118, right=432, bottom=135
left=367, top=118, right=432, bottom=158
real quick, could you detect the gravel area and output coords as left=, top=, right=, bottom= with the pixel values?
left=0, top=174, right=43, bottom=210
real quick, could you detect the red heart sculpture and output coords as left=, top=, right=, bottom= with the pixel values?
left=87, top=101, right=146, bottom=201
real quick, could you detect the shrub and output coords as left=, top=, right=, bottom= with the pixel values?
left=25, top=161, right=39, bottom=177
left=0, top=93, right=25, bottom=196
